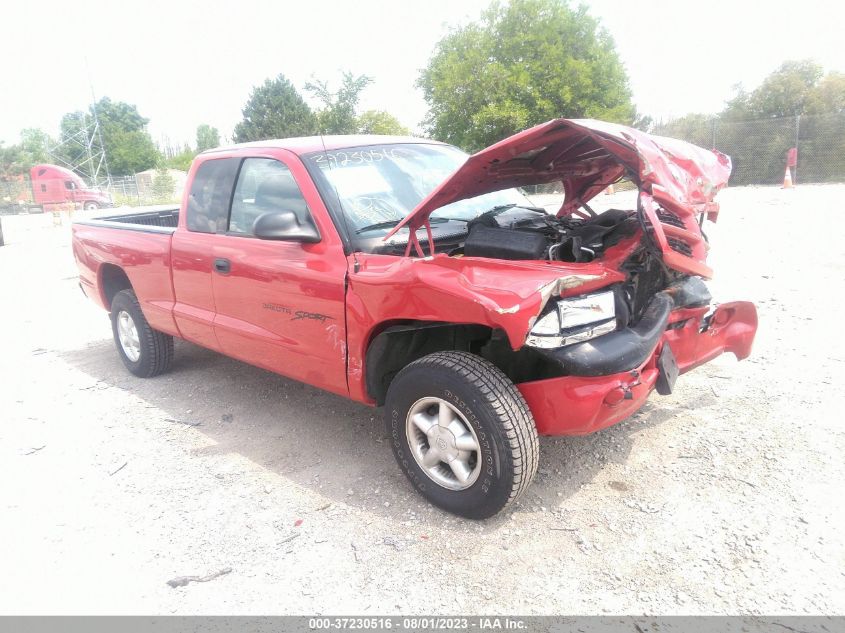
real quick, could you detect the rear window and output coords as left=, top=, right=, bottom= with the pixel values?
left=186, top=158, right=240, bottom=233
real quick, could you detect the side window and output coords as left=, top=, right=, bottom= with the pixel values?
left=186, top=157, right=240, bottom=233
left=65, top=181, right=75, bottom=190
left=228, top=158, right=311, bottom=236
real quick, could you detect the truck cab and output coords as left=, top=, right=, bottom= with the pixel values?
left=31, top=164, right=112, bottom=210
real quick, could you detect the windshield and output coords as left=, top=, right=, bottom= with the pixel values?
left=304, top=143, right=532, bottom=234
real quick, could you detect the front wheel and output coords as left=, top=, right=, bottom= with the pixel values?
left=83, top=201, right=100, bottom=211
left=110, top=289, right=173, bottom=377
left=385, top=351, right=539, bottom=519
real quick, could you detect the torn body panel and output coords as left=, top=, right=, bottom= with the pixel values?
left=520, top=299, right=757, bottom=435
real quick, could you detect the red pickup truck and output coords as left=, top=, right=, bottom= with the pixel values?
left=72, top=119, right=757, bottom=518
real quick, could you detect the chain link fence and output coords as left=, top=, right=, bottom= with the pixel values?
left=1, top=170, right=186, bottom=215
left=654, top=112, right=845, bottom=186
left=525, top=112, right=845, bottom=194
left=104, top=171, right=186, bottom=207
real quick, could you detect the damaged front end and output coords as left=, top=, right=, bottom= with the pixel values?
left=347, top=119, right=757, bottom=434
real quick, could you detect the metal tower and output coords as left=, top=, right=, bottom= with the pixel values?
left=46, top=63, right=112, bottom=188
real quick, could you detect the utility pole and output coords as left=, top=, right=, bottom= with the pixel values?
left=794, top=114, right=800, bottom=185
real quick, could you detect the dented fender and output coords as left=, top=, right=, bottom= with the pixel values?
left=344, top=252, right=626, bottom=403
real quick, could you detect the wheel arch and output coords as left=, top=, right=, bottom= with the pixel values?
left=364, top=320, right=494, bottom=405
left=99, top=263, right=133, bottom=311
left=364, top=319, right=571, bottom=405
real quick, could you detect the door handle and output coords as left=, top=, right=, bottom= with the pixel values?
left=213, top=258, right=231, bottom=274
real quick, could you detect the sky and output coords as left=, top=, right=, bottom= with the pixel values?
left=2, top=0, right=844, bottom=148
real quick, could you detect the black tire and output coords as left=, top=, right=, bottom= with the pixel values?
left=83, top=201, right=100, bottom=211
left=385, top=351, right=539, bottom=519
left=110, top=289, right=174, bottom=377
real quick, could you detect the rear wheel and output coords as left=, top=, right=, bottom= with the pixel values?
left=385, top=351, right=539, bottom=519
left=110, top=289, right=173, bottom=377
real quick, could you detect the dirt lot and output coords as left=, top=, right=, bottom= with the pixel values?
left=1, top=186, right=843, bottom=615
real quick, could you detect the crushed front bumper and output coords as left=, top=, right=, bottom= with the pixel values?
left=517, top=285, right=757, bottom=436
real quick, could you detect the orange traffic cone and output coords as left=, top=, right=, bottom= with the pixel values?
left=782, top=166, right=794, bottom=189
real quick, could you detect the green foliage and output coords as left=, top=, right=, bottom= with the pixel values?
left=724, top=60, right=824, bottom=119
left=356, top=110, right=410, bottom=135
left=305, top=72, right=373, bottom=134
left=151, top=166, right=177, bottom=203
left=166, top=148, right=196, bottom=171
left=418, top=0, right=635, bottom=151
left=656, top=60, right=845, bottom=185
left=0, top=129, right=55, bottom=180
left=95, top=98, right=161, bottom=175
left=632, top=113, right=654, bottom=133
left=104, top=128, right=161, bottom=176
left=59, top=98, right=160, bottom=176
left=653, top=113, right=715, bottom=148
left=234, top=74, right=318, bottom=142
left=196, top=124, right=221, bottom=152
left=804, top=72, right=845, bottom=115
left=0, top=143, right=24, bottom=180
left=19, top=128, right=52, bottom=165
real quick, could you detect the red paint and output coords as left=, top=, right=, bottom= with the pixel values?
left=30, top=164, right=111, bottom=209
left=519, top=300, right=757, bottom=435
left=72, top=121, right=758, bottom=439
left=388, top=118, right=731, bottom=279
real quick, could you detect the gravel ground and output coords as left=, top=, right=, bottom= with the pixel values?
left=0, top=185, right=843, bottom=615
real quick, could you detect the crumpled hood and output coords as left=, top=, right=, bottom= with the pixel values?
left=387, top=118, right=732, bottom=278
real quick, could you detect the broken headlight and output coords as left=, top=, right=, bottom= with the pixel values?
left=525, top=290, right=617, bottom=349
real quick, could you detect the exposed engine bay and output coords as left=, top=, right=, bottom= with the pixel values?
left=362, top=204, right=641, bottom=264
left=462, top=204, right=639, bottom=263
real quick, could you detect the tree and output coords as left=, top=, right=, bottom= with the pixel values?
left=804, top=72, right=845, bottom=115
left=102, top=129, right=160, bottom=176
left=0, top=129, right=54, bottom=180
left=724, top=60, right=823, bottom=119
left=0, top=143, right=24, bottom=180
left=234, top=74, right=317, bottom=142
left=196, top=124, right=220, bottom=152
left=657, top=60, right=845, bottom=185
left=58, top=98, right=160, bottom=176
left=653, top=113, right=715, bottom=148
left=19, top=128, right=52, bottom=165
left=356, top=110, right=410, bottom=135
left=305, top=72, right=373, bottom=134
left=151, top=166, right=176, bottom=203
left=166, top=147, right=196, bottom=171
left=418, top=0, right=635, bottom=151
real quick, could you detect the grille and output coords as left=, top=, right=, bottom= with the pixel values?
left=656, top=208, right=686, bottom=229
left=667, top=237, right=693, bottom=257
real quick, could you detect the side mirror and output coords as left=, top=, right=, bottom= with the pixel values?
left=253, top=211, right=321, bottom=243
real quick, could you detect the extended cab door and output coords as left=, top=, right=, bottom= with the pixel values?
left=209, top=152, right=350, bottom=397
left=171, top=157, right=240, bottom=350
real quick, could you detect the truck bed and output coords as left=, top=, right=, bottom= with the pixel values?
left=75, top=206, right=179, bottom=233
left=72, top=207, right=180, bottom=335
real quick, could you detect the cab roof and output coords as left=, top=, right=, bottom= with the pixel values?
left=203, top=135, right=444, bottom=156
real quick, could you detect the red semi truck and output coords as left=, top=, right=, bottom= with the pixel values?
left=1, top=164, right=112, bottom=213
left=31, top=164, right=112, bottom=211
left=72, top=119, right=757, bottom=518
